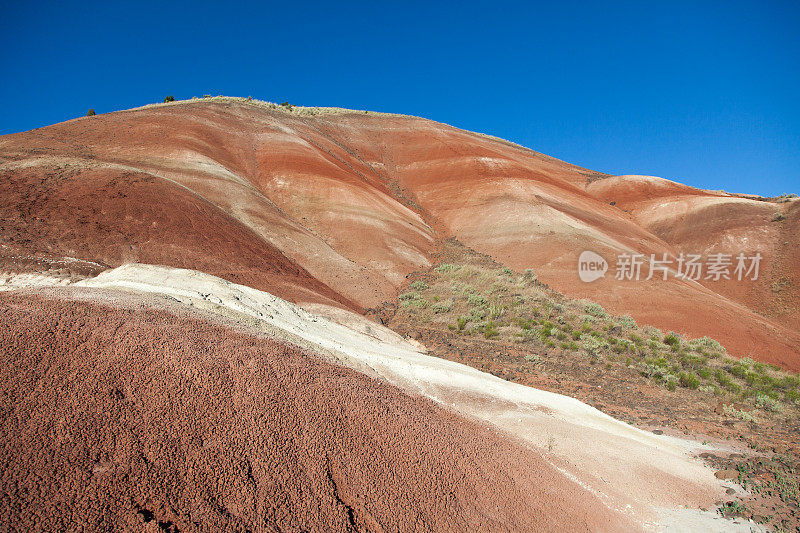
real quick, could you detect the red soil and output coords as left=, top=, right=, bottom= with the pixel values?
left=0, top=291, right=634, bottom=532
left=0, top=164, right=357, bottom=311
left=0, top=98, right=797, bottom=368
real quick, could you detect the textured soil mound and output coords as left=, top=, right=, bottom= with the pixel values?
left=0, top=292, right=631, bottom=532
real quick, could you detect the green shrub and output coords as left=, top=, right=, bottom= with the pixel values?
left=755, top=394, right=780, bottom=412
left=470, top=307, right=486, bottom=321
left=456, top=316, right=468, bottom=331
left=399, top=291, right=418, bottom=300
left=516, top=318, right=533, bottom=330
left=86, top=109, right=96, bottom=116
left=618, top=316, right=637, bottom=328
left=580, top=334, right=605, bottom=355
left=484, top=321, right=499, bottom=339
left=728, top=363, right=748, bottom=379
left=163, top=95, right=175, bottom=103
left=432, top=301, right=452, bottom=313
left=665, top=375, right=678, bottom=391
left=410, top=280, right=429, bottom=291
left=487, top=302, right=505, bottom=319
left=584, top=302, right=607, bottom=318
left=723, top=404, right=755, bottom=422
left=401, top=297, right=428, bottom=309
left=467, top=294, right=487, bottom=306
left=715, top=370, right=742, bottom=394
left=663, top=333, right=681, bottom=347
left=679, top=372, right=700, bottom=389
left=692, top=336, right=726, bottom=353
left=434, top=263, right=461, bottom=273
left=525, top=353, right=541, bottom=364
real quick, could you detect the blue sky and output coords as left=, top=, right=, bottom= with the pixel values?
left=2, top=0, right=798, bottom=195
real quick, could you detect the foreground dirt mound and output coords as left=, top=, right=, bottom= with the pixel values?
left=0, top=292, right=631, bottom=532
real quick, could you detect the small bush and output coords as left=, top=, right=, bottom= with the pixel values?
left=432, top=301, right=452, bottom=313
left=401, top=297, right=428, bottom=309
left=456, top=316, right=468, bottom=331
left=665, top=375, right=678, bottom=391
left=525, top=353, right=541, bottom=365
left=663, top=333, right=681, bottom=347
left=484, top=321, right=499, bottom=339
left=580, top=334, right=605, bottom=355
left=470, top=307, right=487, bottom=321
left=755, top=394, right=780, bottom=412
left=467, top=294, right=487, bottom=306
left=692, top=336, right=726, bottom=353
left=435, top=263, right=461, bottom=273
left=771, top=212, right=787, bottom=222
left=163, top=95, right=175, bottom=103
left=410, top=280, right=429, bottom=291
left=516, top=318, right=534, bottom=330
left=679, top=372, right=700, bottom=389
left=618, top=316, right=637, bottom=329
left=86, top=109, right=96, bottom=116
left=584, top=302, right=607, bottom=318
left=723, top=404, right=755, bottom=422
left=728, top=363, right=748, bottom=379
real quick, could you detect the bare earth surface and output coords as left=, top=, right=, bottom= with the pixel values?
left=0, top=97, right=797, bottom=367
left=1, top=264, right=764, bottom=531
left=0, top=98, right=795, bottom=531
left=0, top=291, right=634, bottom=532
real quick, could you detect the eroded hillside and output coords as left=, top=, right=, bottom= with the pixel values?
left=1, top=96, right=797, bottom=368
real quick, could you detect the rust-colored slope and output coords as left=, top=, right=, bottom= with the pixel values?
left=0, top=291, right=634, bottom=532
left=0, top=164, right=355, bottom=309
left=1, top=98, right=797, bottom=368
left=0, top=101, right=435, bottom=308
left=588, top=175, right=800, bottom=332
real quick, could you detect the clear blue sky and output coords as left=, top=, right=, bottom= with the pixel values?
left=2, top=0, right=798, bottom=195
